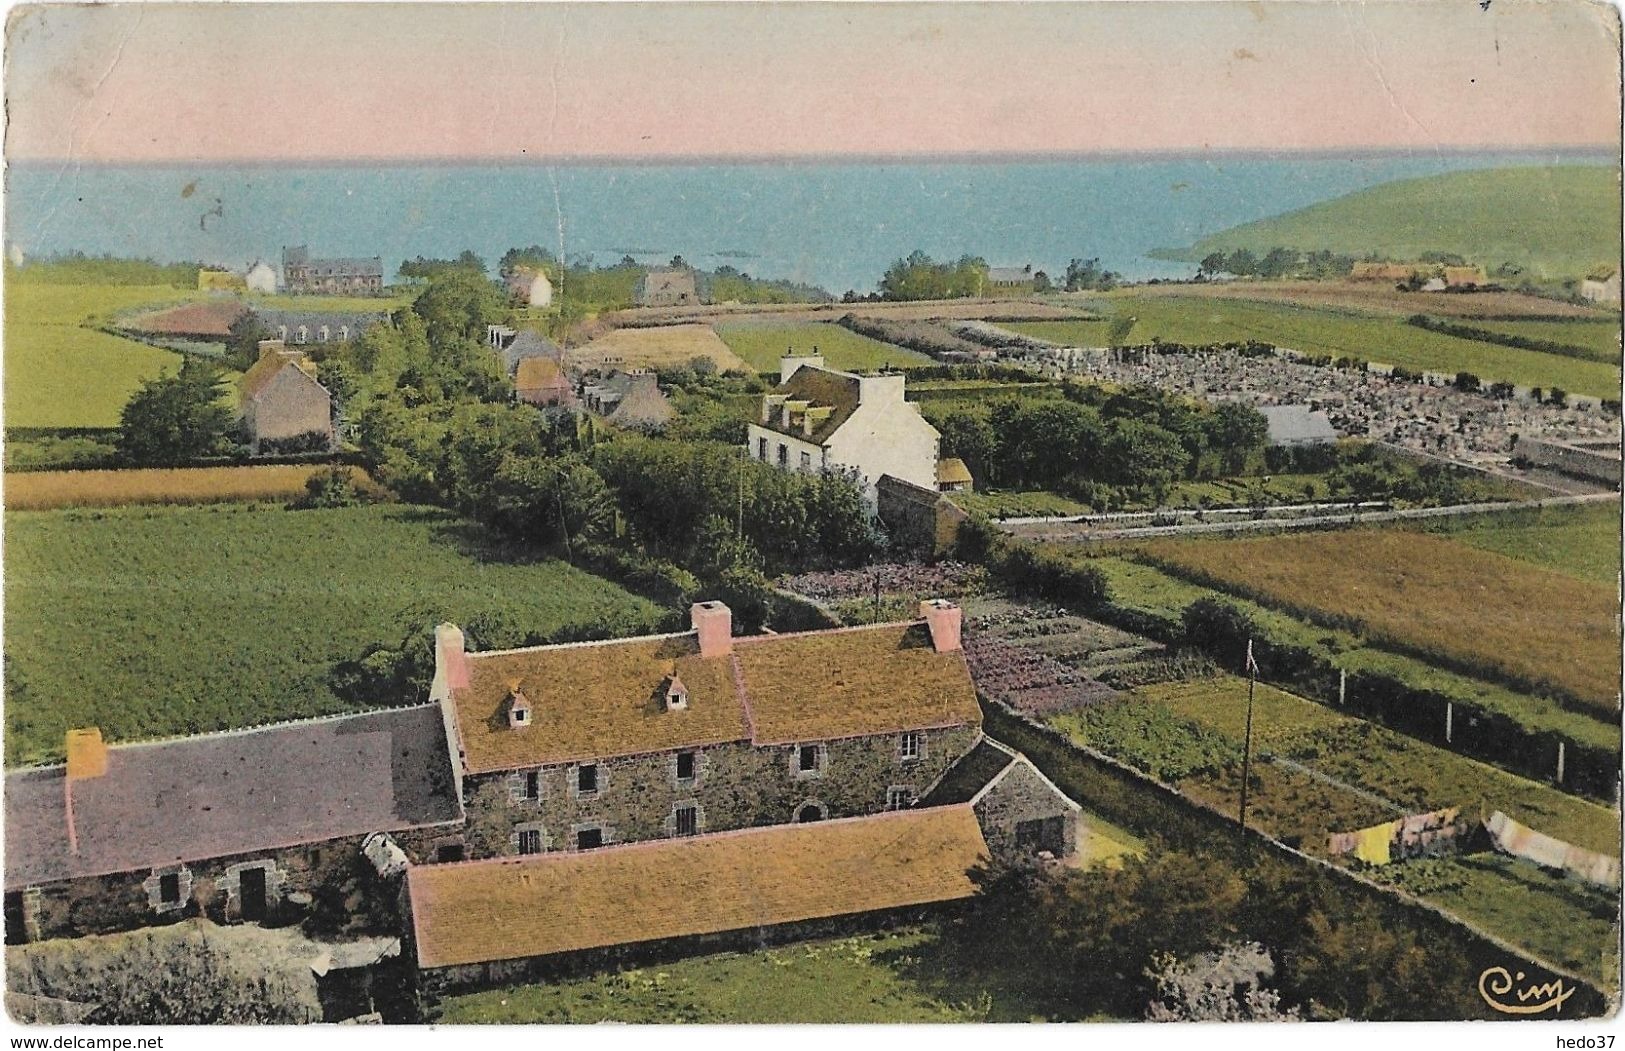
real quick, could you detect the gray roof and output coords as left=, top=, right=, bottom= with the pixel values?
left=919, top=739, right=1016, bottom=806
left=5, top=705, right=462, bottom=889
left=253, top=309, right=387, bottom=338
left=1258, top=405, right=1338, bottom=446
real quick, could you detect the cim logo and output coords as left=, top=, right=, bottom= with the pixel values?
left=1478, top=966, right=1577, bottom=1016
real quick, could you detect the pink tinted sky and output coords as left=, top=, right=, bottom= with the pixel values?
left=5, top=1, right=1620, bottom=163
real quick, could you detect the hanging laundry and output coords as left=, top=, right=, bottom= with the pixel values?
left=1352, top=820, right=1398, bottom=866
left=1485, top=811, right=1620, bottom=889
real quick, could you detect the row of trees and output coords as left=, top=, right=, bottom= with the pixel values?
left=927, top=385, right=1270, bottom=501
left=1197, top=247, right=1358, bottom=281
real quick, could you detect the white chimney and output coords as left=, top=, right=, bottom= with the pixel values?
left=691, top=601, right=733, bottom=659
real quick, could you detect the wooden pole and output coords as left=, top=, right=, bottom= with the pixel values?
left=1239, top=638, right=1257, bottom=836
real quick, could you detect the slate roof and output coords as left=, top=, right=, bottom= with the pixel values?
left=606, top=372, right=675, bottom=430
left=919, top=738, right=1017, bottom=806
left=1258, top=405, right=1338, bottom=446
left=252, top=309, right=386, bottom=339
left=407, top=805, right=988, bottom=968
left=758, top=366, right=863, bottom=444
left=449, top=621, right=981, bottom=775
left=637, top=268, right=698, bottom=303
left=4, top=705, right=463, bottom=889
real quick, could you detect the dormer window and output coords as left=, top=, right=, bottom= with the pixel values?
left=507, top=688, right=531, bottom=729
left=664, top=673, right=689, bottom=712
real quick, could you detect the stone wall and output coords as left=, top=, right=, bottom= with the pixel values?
left=459, top=724, right=980, bottom=860
left=1512, top=436, right=1622, bottom=487
left=13, top=826, right=453, bottom=944
left=877, top=474, right=969, bottom=559
left=972, top=757, right=1079, bottom=861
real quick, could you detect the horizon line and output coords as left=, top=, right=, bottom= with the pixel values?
left=7, top=143, right=1619, bottom=171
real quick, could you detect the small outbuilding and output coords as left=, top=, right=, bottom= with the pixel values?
left=1257, top=404, right=1338, bottom=447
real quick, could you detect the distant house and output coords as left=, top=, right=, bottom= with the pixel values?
left=245, top=261, right=278, bottom=294
left=935, top=458, right=973, bottom=493
left=515, top=357, right=575, bottom=409
left=1257, top=405, right=1337, bottom=447
left=747, top=355, right=941, bottom=507
left=504, top=267, right=553, bottom=309
left=239, top=341, right=335, bottom=453
left=582, top=370, right=674, bottom=431
left=636, top=268, right=700, bottom=308
left=487, top=326, right=564, bottom=373
left=1350, top=262, right=1421, bottom=283
left=256, top=309, right=383, bottom=346
left=282, top=246, right=384, bottom=296
left=197, top=268, right=246, bottom=293
left=1580, top=270, right=1622, bottom=305
left=984, top=265, right=1037, bottom=295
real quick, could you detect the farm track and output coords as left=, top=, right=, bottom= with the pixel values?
left=1002, top=491, right=1619, bottom=542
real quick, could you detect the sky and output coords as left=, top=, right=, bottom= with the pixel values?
left=4, top=1, right=1621, bottom=164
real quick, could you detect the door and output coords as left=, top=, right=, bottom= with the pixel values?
left=239, top=867, right=268, bottom=923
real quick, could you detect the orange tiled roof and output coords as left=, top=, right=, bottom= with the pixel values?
left=449, top=622, right=981, bottom=774
left=407, top=805, right=988, bottom=968
left=734, top=623, right=981, bottom=745
left=455, top=635, right=748, bottom=774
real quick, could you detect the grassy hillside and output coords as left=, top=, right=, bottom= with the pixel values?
left=1162, top=166, right=1620, bottom=281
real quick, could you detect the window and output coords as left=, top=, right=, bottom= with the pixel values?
left=757, top=437, right=768, bottom=460
left=799, top=451, right=812, bottom=470
left=899, top=731, right=922, bottom=762
left=886, top=787, right=912, bottom=811
left=778, top=444, right=789, bottom=467
left=576, top=827, right=604, bottom=851
left=674, top=805, right=699, bottom=837
left=675, top=751, right=696, bottom=781
left=577, top=763, right=598, bottom=794
left=159, top=873, right=181, bottom=906
left=523, top=771, right=540, bottom=800
left=517, top=828, right=543, bottom=855
left=797, top=744, right=820, bottom=773
left=435, top=842, right=465, bottom=863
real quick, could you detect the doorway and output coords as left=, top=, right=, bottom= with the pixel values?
left=238, top=867, right=268, bottom=923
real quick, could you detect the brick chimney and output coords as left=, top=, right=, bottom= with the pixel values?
left=431, top=623, right=470, bottom=701
left=919, top=599, right=962, bottom=653
left=691, top=601, right=733, bottom=659
left=65, top=728, right=108, bottom=781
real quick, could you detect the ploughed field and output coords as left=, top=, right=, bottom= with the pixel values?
left=1137, top=529, right=1620, bottom=717
left=714, top=321, right=933, bottom=372
left=2, top=502, right=665, bottom=765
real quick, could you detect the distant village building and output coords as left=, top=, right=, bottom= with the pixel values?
left=582, top=370, right=674, bottom=431
left=282, top=246, right=384, bottom=296
left=197, top=268, right=247, bottom=293
left=984, top=265, right=1037, bottom=295
left=238, top=341, right=335, bottom=453
left=257, top=309, right=383, bottom=346
left=636, top=268, right=700, bottom=307
left=1257, top=404, right=1338, bottom=447
left=1579, top=270, right=1622, bottom=305
left=245, top=261, right=278, bottom=294
left=515, top=357, right=574, bottom=409
left=748, top=355, right=941, bottom=507
left=504, top=267, right=553, bottom=308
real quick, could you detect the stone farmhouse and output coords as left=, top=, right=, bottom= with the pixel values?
left=635, top=267, right=700, bottom=307
left=238, top=340, right=336, bottom=454
left=4, top=600, right=1080, bottom=1001
left=282, top=246, right=385, bottom=296
left=747, top=354, right=941, bottom=507
left=486, top=326, right=574, bottom=409
left=581, top=370, right=675, bottom=431
left=984, top=265, right=1038, bottom=295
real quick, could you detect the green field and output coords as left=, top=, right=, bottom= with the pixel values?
left=1160, top=166, right=1622, bottom=281
left=3, top=503, right=666, bottom=765
left=1010, top=297, right=1623, bottom=398
left=429, top=924, right=1124, bottom=1023
left=5, top=283, right=209, bottom=428
left=1462, top=318, right=1622, bottom=363
left=1423, top=503, right=1620, bottom=587
left=715, top=321, right=934, bottom=372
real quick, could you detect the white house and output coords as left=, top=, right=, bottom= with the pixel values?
left=504, top=267, right=553, bottom=309
left=1579, top=271, right=1621, bottom=305
left=746, top=355, right=940, bottom=508
left=245, top=261, right=278, bottom=294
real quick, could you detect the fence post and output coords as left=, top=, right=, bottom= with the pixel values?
left=1445, top=701, right=1453, bottom=744
left=1338, top=668, right=1346, bottom=706
left=1557, top=741, right=1566, bottom=784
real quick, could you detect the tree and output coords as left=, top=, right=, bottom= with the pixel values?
left=291, top=465, right=360, bottom=510
left=116, top=358, right=236, bottom=464
left=224, top=312, right=271, bottom=370
left=1101, top=418, right=1189, bottom=493
left=484, top=455, right=614, bottom=550
left=1145, top=942, right=1300, bottom=1022
left=411, top=269, right=508, bottom=347
left=1205, top=403, right=1269, bottom=475
left=1198, top=251, right=1229, bottom=277
left=1033, top=270, right=1052, bottom=293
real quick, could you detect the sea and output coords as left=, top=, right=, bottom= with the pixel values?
left=5, top=149, right=1612, bottom=295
